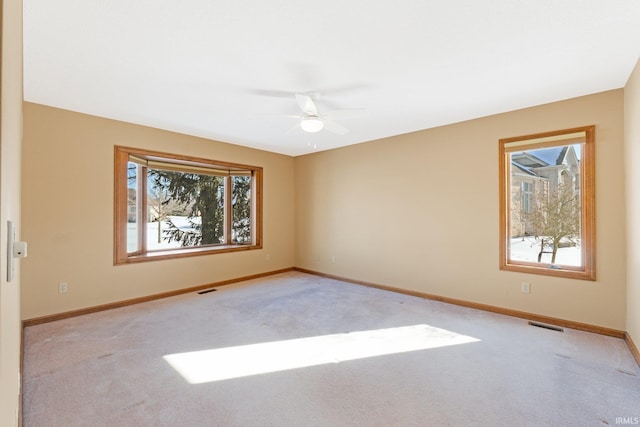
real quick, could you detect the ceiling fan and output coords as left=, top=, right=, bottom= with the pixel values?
left=287, top=92, right=367, bottom=135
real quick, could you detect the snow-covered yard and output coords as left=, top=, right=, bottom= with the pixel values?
left=127, top=216, right=198, bottom=252
left=509, top=236, right=581, bottom=267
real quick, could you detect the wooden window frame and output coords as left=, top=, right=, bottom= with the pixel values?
left=499, top=126, right=595, bottom=281
left=114, top=146, right=263, bottom=265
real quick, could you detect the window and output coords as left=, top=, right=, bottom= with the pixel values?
left=114, top=146, right=262, bottom=264
left=521, top=182, right=533, bottom=213
left=499, top=126, right=595, bottom=280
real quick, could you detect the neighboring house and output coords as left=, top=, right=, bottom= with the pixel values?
left=510, top=145, right=581, bottom=237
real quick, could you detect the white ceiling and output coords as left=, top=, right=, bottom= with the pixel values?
left=23, top=1, right=640, bottom=156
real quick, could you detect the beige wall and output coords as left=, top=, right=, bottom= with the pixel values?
left=625, top=59, right=640, bottom=346
left=0, top=0, right=23, bottom=424
left=295, top=90, right=627, bottom=330
left=21, top=103, right=295, bottom=319
left=19, top=82, right=636, bottom=338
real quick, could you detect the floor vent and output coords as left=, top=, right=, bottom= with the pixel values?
left=528, top=321, right=564, bottom=332
left=197, top=289, right=217, bottom=295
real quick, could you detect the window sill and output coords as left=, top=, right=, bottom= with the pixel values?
left=500, top=261, right=595, bottom=281
left=115, top=243, right=261, bottom=265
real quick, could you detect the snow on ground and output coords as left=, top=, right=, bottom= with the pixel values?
left=127, top=216, right=197, bottom=252
left=509, top=236, right=581, bottom=267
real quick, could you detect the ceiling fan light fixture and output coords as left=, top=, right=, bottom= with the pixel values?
left=300, top=116, right=324, bottom=133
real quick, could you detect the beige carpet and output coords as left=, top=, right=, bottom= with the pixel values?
left=22, top=272, right=640, bottom=426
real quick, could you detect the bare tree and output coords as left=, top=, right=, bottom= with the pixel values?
left=526, top=178, right=580, bottom=264
left=147, top=176, right=184, bottom=243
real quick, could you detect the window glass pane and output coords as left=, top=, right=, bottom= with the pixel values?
left=520, top=182, right=532, bottom=213
left=148, top=168, right=225, bottom=248
left=232, top=175, right=252, bottom=244
left=127, top=161, right=140, bottom=253
left=145, top=172, right=182, bottom=251
left=508, top=144, right=582, bottom=267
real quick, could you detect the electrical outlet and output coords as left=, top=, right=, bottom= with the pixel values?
left=331, top=255, right=336, bottom=263
left=521, top=282, right=531, bottom=294
left=58, top=282, right=68, bottom=294
left=265, top=253, right=271, bottom=261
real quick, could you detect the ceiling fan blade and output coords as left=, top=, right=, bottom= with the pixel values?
left=286, top=122, right=301, bottom=134
left=244, top=88, right=294, bottom=98
left=295, top=93, right=319, bottom=116
left=323, top=120, right=349, bottom=135
left=323, top=108, right=368, bottom=121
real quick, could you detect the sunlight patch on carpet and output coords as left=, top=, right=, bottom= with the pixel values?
left=163, top=324, right=480, bottom=384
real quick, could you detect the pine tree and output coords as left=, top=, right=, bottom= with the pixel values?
left=148, top=171, right=251, bottom=247
left=149, top=171, right=224, bottom=246
left=231, top=176, right=251, bottom=243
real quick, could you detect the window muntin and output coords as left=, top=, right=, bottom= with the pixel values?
left=499, top=126, right=595, bottom=280
left=115, top=146, right=262, bottom=264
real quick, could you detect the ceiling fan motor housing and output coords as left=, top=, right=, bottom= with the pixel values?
left=300, top=115, right=324, bottom=133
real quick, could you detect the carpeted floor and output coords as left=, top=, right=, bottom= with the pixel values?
left=22, top=272, right=640, bottom=426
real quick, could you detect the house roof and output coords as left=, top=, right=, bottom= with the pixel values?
left=511, top=145, right=576, bottom=178
left=511, top=162, right=538, bottom=177
left=529, top=147, right=568, bottom=166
